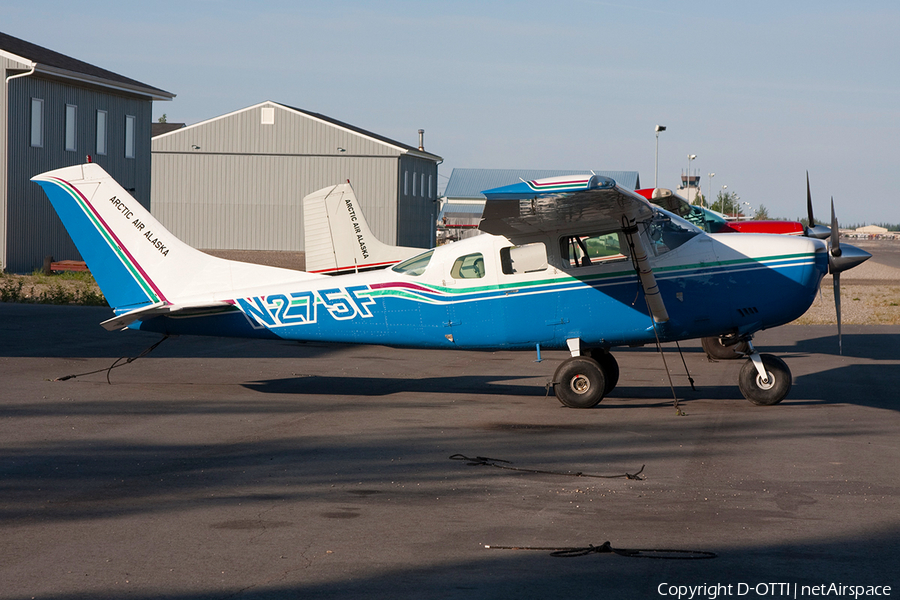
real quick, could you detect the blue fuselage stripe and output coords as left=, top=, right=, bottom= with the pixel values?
left=135, top=252, right=826, bottom=351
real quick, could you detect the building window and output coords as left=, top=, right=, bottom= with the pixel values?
left=65, top=104, right=77, bottom=151
left=125, top=115, right=135, bottom=158
left=31, top=98, right=43, bottom=147
left=404, top=170, right=408, bottom=195
left=412, top=172, right=417, bottom=197
left=429, top=174, right=433, bottom=199
left=421, top=173, right=426, bottom=198
left=96, top=110, right=108, bottom=155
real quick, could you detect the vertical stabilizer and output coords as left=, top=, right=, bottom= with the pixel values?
left=32, top=163, right=321, bottom=314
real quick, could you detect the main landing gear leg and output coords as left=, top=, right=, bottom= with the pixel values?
left=738, top=339, right=792, bottom=406
left=552, top=338, right=619, bottom=409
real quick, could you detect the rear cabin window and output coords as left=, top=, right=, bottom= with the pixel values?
left=560, top=232, right=627, bottom=268
left=450, top=253, right=485, bottom=279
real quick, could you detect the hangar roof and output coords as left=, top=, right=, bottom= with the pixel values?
left=0, top=30, right=174, bottom=101
left=152, top=101, right=442, bottom=162
left=278, top=102, right=442, bottom=162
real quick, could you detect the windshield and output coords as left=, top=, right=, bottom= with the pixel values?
left=646, top=209, right=702, bottom=255
left=698, top=207, right=731, bottom=233
left=391, top=250, right=433, bottom=276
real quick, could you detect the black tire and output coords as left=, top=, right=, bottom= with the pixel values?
left=589, top=349, right=619, bottom=395
left=738, top=354, right=792, bottom=405
left=702, top=336, right=750, bottom=360
left=553, top=356, right=606, bottom=409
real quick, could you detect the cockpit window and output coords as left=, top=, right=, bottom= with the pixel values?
left=646, top=209, right=702, bottom=255
left=391, top=250, right=433, bottom=276
left=500, top=242, right=548, bottom=274
left=560, top=232, right=628, bottom=268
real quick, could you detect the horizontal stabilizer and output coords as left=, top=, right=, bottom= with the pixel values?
left=100, top=301, right=236, bottom=331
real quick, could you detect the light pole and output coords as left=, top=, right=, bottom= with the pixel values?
left=742, top=202, right=752, bottom=220
left=707, top=173, right=715, bottom=209
left=721, top=185, right=728, bottom=216
left=687, top=154, right=696, bottom=203
left=654, top=125, right=666, bottom=189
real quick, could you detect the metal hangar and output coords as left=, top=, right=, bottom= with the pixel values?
left=150, top=101, right=442, bottom=257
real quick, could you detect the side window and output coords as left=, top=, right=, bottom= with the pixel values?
left=560, top=232, right=627, bottom=268
left=65, top=104, right=77, bottom=152
left=31, top=98, right=44, bottom=147
left=450, top=252, right=485, bottom=279
left=96, top=110, right=108, bottom=155
left=392, top=250, right=433, bottom=276
left=125, top=115, right=136, bottom=159
left=500, top=242, right=548, bottom=274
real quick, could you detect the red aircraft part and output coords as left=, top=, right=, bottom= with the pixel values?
left=635, top=189, right=804, bottom=235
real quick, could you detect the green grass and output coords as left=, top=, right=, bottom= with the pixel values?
left=0, top=268, right=107, bottom=306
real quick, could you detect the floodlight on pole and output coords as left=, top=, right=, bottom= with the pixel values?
left=707, top=173, right=715, bottom=209
left=654, top=125, right=666, bottom=189
left=687, top=154, right=697, bottom=203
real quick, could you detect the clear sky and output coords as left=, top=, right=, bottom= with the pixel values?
left=4, top=1, right=898, bottom=224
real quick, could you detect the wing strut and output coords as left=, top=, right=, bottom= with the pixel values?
left=623, top=221, right=669, bottom=324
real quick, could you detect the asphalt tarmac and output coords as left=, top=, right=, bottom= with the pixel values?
left=1, top=303, right=898, bottom=599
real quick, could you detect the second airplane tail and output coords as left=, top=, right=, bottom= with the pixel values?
left=302, top=183, right=421, bottom=275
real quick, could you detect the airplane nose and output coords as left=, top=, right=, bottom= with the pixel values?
left=828, top=243, right=871, bottom=275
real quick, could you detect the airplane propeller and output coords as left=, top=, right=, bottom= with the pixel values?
left=825, top=197, right=872, bottom=354
left=805, top=172, right=832, bottom=240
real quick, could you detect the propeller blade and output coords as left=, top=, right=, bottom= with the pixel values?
left=807, top=172, right=814, bottom=225
left=830, top=198, right=841, bottom=258
left=833, top=271, right=842, bottom=355
left=804, top=173, right=831, bottom=239
left=825, top=197, right=870, bottom=356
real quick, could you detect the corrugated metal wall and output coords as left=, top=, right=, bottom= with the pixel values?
left=151, top=103, right=434, bottom=251
left=152, top=153, right=400, bottom=250
left=0, top=56, right=24, bottom=271
left=4, top=73, right=153, bottom=272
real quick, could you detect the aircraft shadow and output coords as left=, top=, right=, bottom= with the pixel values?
left=242, top=374, right=551, bottom=398
left=0, top=303, right=345, bottom=359
left=755, top=330, right=900, bottom=361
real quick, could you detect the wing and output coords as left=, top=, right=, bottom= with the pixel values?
left=479, top=174, right=668, bottom=324
left=478, top=174, right=654, bottom=237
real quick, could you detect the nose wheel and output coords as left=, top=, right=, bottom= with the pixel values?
left=738, top=352, right=792, bottom=405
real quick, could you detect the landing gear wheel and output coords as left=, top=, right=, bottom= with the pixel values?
left=738, top=354, right=792, bottom=405
left=553, top=356, right=607, bottom=409
left=589, top=349, right=619, bottom=395
left=702, top=336, right=750, bottom=360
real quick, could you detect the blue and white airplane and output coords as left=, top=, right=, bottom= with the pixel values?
left=32, top=164, right=869, bottom=408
